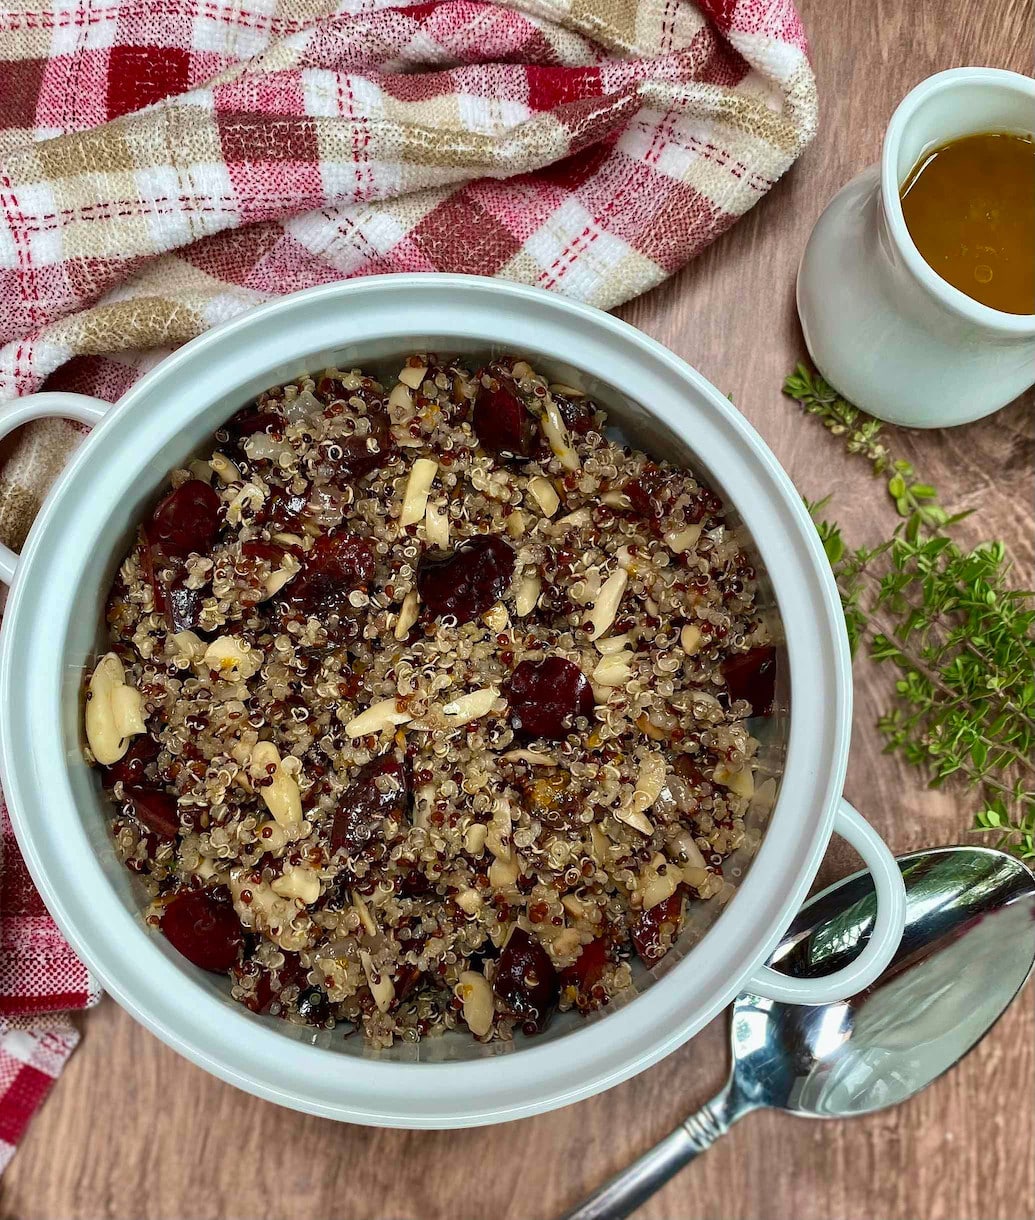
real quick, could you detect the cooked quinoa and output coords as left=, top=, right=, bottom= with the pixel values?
left=84, top=353, right=776, bottom=1046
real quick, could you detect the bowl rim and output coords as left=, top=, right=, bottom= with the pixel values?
left=0, top=274, right=851, bottom=1126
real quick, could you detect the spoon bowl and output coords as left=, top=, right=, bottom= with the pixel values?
left=564, top=846, right=1035, bottom=1220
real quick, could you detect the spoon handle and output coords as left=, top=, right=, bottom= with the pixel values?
left=559, top=1093, right=735, bottom=1220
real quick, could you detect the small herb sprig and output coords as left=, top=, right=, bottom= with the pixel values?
left=784, top=364, right=1035, bottom=861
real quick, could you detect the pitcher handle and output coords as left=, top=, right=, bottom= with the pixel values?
left=745, top=799, right=906, bottom=1004
left=0, top=393, right=109, bottom=585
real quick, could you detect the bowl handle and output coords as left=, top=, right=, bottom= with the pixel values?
left=0, top=392, right=109, bottom=585
left=744, top=799, right=907, bottom=1004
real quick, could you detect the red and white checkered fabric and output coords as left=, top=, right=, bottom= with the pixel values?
left=0, top=801, right=100, bottom=1172
left=0, top=0, right=816, bottom=1167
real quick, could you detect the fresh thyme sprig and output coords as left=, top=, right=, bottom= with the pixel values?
left=785, top=364, right=1035, bottom=861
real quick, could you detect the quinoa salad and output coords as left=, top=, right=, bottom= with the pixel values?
left=84, top=354, right=777, bottom=1046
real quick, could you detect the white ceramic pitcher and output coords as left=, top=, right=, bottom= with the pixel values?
left=797, top=67, right=1035, bottom=428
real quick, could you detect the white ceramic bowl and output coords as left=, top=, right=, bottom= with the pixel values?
left=0, top=275, right=905, bottom=1127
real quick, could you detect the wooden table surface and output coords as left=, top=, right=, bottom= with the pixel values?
left=5, top=3, right=1034, bottom=1217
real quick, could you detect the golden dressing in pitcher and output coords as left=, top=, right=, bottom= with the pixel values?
left=900, top=131, right=1035, bottom=315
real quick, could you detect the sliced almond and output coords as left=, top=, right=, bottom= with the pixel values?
left=485, top=800, right=513, bottom=860
left=463, top=823, right=488, bottom=856
left=203, top=635, right=262, bottom=681
left=352, top=890, right=379, bottom=937
left=600, top=490, right=631, bottom=509
left=632, top=753, right=667, bottom=811
left=595, top=632, right=632, bottom=656
left=488, top=852, right=520, bottom=888
left=85, top=652, right=145, bottom=765
left=638, top=852, right=681, bottom=911
left=550, top=507, right=592, bottom=533
left=456, top=888, right=483, bottom=915
left=482, top=603, right=510, bottom=634
left=399, top=458, right=438, bottom=527
left=505, top=509, right=527, bottom=539
left=249, top=741, right=303, bottom=828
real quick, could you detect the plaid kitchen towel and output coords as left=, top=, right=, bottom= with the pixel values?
left=0, top=801, right=100, bottom=1172
left=0, top=0, right=817, bottom=1166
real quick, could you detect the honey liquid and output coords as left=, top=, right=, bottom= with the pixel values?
left=899, top=131, right=1035, bottom=315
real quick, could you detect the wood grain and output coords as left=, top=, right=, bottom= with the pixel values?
left=4, top=3, right=1034, bottom=1217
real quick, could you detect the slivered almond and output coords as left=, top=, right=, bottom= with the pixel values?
left=345, top=698, right=412, bottom=738
left=614, top=805, right=654, bottom=836
left=440, top=687, right=500, bottom=727
left=527, top=476, right=560, bottom=517
left=399, top=458, right=438, bottom=527
left=632, top=753, right=667, bottom=811
left=714, top=764, right=755, bottom=798
left=360, top=949, right=395, bottom=1012
left=586, top=568, right=627, bottom=641
left=680, top=624, right=703, bottom=656
left=664, top=524, right=703, bottom=554
left=506, top=509, right=527, bottom=539
left=397, top=363, right=428, bottom=389
left=592, top=653, right=633, bottom=687
left=210, top=452, right=240, bottom=484
left=515, top=572, right=541, bottom=616
left=541, top=398, right=579, bottom=471
left=394, top=590, right=419, bottom=640
left=455, top=970, right=494, bottom=1037
left=425, top=500, right=449, bottom=547
left=388, top=382, right=413, bottom=411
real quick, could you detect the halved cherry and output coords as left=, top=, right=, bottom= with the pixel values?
left=125, top=786, right=179, bottom=840
left=150, top=480, right=221, bottom=559
left=631, top=887, right=686, bottom=965
left=506, top=656, right=593, bottom=741
left=281, top=530, right=375, bottom=617
left=721, top=645, right=776, bottom=716
left=492, top=927, right=558, bottom=1034
left=416, top=535, right=515, bottom=625
left=161, top=887, right=243, bottom=973
left=472, top=379, right=537, bottom=459
left=330, top=751, right=411, bottom=857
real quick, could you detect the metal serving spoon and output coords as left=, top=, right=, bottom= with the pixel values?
left=562, top=846, right=1035, bottom=1220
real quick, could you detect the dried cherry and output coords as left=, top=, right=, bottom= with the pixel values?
left=330, top=751, right=411, bottom=857
left=161, top=887, right=243, bottom=973
left=721, top=645, right=776, bottom=716
left=492, top=927, right=558, bottom=1034
left=149, top=480, right=221, bottom=559
left=281, top=530, right=375, bottom=617
left=631, top=888, right=685, bottom=965
left=506, top=656, right=593, bottom=741
left=472, top=379, right=537, bottom=459
left=125, top=786, right=179, bottom=840
left=416, top=535, right=515, bottom=625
